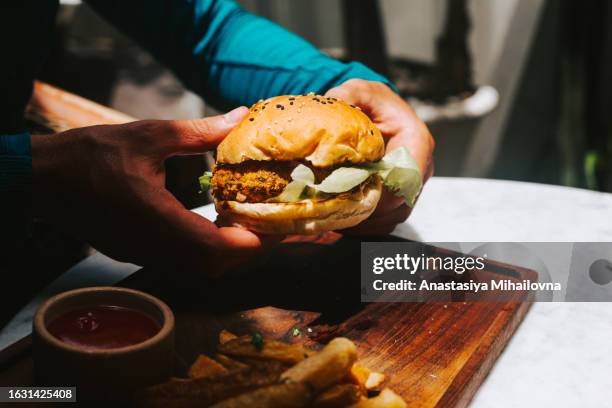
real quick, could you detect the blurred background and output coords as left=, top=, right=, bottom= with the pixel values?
left=5, top=0, right=612, bottom=327
left=40, top=0, right=612, bottom=197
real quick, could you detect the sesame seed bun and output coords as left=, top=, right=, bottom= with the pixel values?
left=212, top=94, right=385, bottom=235
left=216, top=94, right=385, bottom=167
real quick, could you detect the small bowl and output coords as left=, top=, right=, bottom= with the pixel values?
left=33, top=287, right=174, bottom=405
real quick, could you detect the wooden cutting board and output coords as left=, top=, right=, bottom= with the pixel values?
left=0, top=235, right=535, bottom=407
left=123, top=235, right=533, bottom=408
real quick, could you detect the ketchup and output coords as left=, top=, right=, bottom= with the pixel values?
left=47, top=306, right=161, bottom=349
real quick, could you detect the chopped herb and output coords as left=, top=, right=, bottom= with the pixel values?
left=292, top=327, right=301, bottom=337
left=251, top=332, right=264, bottom=350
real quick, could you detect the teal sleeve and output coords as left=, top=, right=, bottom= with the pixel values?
left=0, top=133, right=32, bottom=244
left=86, top=0, right=396, bottom=110
left=0, top=133, right=31, bottom=194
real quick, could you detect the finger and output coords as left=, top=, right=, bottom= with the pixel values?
left=216, top=216, right=286, bottom=247
left=217, top=227, right=284, bottom=250
left=325, top=84, right=375, bottom=120
left=136, top=106, right=249, bottom=156
left=372, top=189, right=405, bottom=216
left=342, top=204, right=411, bottom=236
left=122, top=186, right=268, bottom=272
left=325, top=80, right=396, bottom=123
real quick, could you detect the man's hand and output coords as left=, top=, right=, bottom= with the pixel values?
left=326, top=79, right=435, bottom=235
left=31, top=107, right=281, bottom=274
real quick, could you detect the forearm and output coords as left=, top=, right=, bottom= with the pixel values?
left=86, top=0, right=395, bottom=109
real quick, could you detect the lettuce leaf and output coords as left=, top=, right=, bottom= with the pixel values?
left=199, top=147, right=422, bottom=206
left=283, top=147, right=422, bottom=205
left=276, top=180, right=307, bottom=202
left=367, top=147, right=422, bottom=206
left=199, top=171, right=213, bottom=192
left=290, top=165, right=371, bottom=193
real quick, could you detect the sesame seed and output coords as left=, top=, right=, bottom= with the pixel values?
left=290, top=102, right=294, bottom=105
left=370, top=130, right=374, bottom=135
left=249, top=118, right=254, bottom=121
left=289, top=97, right=295, bottom=101
left=350, top=104, right=356, bottom=108
left=288, top=117, right=292, bottom=122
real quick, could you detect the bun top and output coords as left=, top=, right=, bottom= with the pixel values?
left=216, top=94, right=384, bottom=167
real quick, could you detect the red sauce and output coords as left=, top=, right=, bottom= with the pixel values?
left=47, top=306, right=161, bottom=349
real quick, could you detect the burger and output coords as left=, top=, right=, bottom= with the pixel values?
left=199, top=94, right=422, bottom=235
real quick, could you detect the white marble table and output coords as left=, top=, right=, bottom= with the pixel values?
left=399, top=178, right=612, bottom=408
left=2, top=177, right=612, bottom=407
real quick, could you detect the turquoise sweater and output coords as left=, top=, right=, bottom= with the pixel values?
left=0, top=0, right=392, bottom=238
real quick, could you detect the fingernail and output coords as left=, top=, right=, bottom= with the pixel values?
left=223, top=106, right=248, bottom=125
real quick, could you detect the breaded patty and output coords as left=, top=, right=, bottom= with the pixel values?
left=212, top=161, right=333, bottom=203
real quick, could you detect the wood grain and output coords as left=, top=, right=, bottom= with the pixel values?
left=116, top=236, right=535, bottom=407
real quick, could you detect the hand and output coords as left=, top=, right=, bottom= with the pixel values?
left=31, top=107, right=282, bottom=274
left=326, top=79, right=435, bottom=235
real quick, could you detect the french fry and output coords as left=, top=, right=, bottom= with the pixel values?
left=349, top=363, right=385, bottom=391
left=347, top=388, right=407, bottom=408
left=236, top=358, right=291, bottom=378
left=210, top=383, right=312, bottom=408
left=219, top=329, right=238, bottom=344
left=188, top=355, right=229, bottom=379
left=365, top=372, right=385, bottom=390
left=312, top=384, right=363, bottom=408
left=215, top=354, right=250, bottom=371
left=218, top=335, right=311, bottom=364
left=349, top=363, right=371, bottom=392
left=281, top=337, right=358, bottom=393
left=135, top=364, right=278, bottom=408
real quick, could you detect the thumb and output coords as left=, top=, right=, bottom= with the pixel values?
left=161, top=106, right=249, bottom=156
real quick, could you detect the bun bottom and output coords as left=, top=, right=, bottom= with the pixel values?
left=214, top=177, right=382, bottom=235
